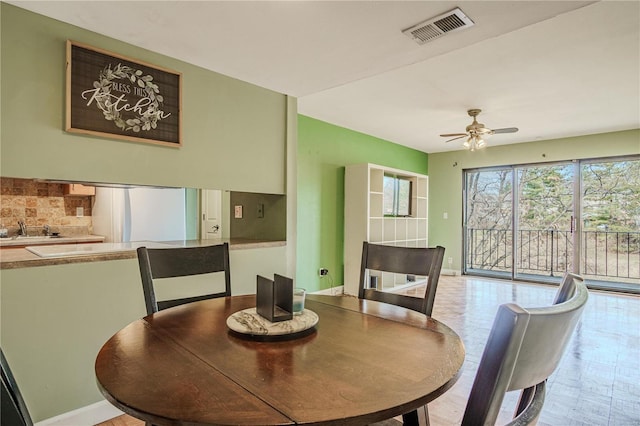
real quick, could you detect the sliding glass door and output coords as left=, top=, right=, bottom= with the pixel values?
left=515, top=163, right=576, bottom=280
left=581, top=158, right=640, bottom=286
left=464, top=156, right=639, bottom=290
left=464, top=168, right=513, bottom=276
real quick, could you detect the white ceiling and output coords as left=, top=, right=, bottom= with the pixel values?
left=9, top=1, right=640, bottom=153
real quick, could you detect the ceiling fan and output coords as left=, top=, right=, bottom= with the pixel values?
left=441, top=109, right=518, bottom=151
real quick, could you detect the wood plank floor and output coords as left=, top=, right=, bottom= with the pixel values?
left=97, top=275, right=640, bottom=426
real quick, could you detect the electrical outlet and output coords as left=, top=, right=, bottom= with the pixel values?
left=448, top=257, right=453, bottom=265
left=319, top=268, right=329, bottom=276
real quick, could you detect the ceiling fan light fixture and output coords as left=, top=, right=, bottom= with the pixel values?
left=463, top=135, right=486, bottom=151
left=440, top=108, right=519, bottom=152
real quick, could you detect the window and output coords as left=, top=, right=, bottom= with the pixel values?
left=383, top=174, right=411, bottom=216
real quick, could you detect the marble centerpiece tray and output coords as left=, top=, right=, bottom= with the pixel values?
left=226, top=308, right=318, bottom=341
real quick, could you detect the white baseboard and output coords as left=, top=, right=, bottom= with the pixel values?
left=312, top=285, right=344, bottom=295
left=35, top=400, right=123, bottom=426
left=441, top=268, right=460, bottom=276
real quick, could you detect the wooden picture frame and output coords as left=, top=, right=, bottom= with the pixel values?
left=66, top=40, right=182, bottom=147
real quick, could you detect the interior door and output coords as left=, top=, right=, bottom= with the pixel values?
left=201, top=189, right=222, bottom=239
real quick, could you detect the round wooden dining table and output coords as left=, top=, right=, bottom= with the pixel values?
left=95, top=294, right=465, bottom=425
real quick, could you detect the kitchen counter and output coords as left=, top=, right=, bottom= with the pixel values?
left=0, top=239, right=286, bottom=269
left=24, top=241, right=175, bottom=258
left=0, top=234, right=105, bottom=248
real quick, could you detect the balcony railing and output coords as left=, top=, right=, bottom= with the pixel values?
left=466, top=228, right=640, bottom=282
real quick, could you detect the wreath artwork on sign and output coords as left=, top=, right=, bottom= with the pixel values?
left=66, top=40, right=182, bottom=147
left=87, top=63, right=170, bottom=133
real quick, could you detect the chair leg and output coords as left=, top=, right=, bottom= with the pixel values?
left=514, top=386, right=536, bottom=417
left=402, top=404, right=430, bottom=426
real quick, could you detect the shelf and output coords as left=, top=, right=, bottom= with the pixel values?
left=415, top=198, right=428, bottom=218
left=418, top=220, right=428, bottom=239
left=396, top=218, right=407, bottom=240
left=64, top=184, right=95, bottom=196
left=369, top=193, right=383, bottom=217
left=370, top=169, right=384, bottom=193
left=344, top=163, right=429, bottom=295
left=383, top=218, right=396, bottom=241
left=369, top=218, right=383, bottom=242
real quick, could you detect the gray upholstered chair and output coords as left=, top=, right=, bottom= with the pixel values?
left=137, top=243, right=231, bottom=315
left=358, top=242, right=445, bottom=316
left=461, top=272, right=588, bottom=426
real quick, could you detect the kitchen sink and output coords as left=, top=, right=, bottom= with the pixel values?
left=0, top=235, right=105, bottom=248
left=11, top=236, right=61, bottom=241
left=25, top=241, right=175, bottom=257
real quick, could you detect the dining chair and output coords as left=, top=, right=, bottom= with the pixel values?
left=358, top=242, right=445, bottom=316
left=137, top=243, right=231, bottom=315
left=137, top=244, right=232, bottom=426
left=1, top=348, right=33, bottom=426
left=460, top=272, right=589, bottom=426
left=358, top=242, right=444, bottom=425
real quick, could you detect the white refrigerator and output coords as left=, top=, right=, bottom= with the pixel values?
left=92, top=186, right=187, bottom=243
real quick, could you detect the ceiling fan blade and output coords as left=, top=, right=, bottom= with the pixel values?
left=440, top=133, right=467, bottom=137
left=492, top=127, right=519, bottom=134
left=445, top=135, right=466, bottom=143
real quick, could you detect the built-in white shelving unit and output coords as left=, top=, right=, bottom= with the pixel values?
left=344, top=163, right=428, bottom=296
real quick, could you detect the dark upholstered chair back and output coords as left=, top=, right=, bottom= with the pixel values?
left=358, top=242, right=445, bottom=316
left=137, top=243, right=231, bottom=315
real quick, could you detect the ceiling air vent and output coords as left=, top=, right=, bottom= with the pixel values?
left=402, top=7, right=474, bottom=45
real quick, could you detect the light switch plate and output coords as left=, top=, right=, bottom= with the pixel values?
left=234, top=205, right=243, bottom=219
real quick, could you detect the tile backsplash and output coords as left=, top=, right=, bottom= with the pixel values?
left=0, top=177, right=93, bottom=236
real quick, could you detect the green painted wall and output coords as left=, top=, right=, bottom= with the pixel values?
left=297, top=115, right=428, bottom=292
left=428, top=129, right=640, bottom=271
left=0, top=3, right=287, bottom=194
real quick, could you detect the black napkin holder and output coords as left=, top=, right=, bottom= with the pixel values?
left=256, top=274, right=293, bottom=322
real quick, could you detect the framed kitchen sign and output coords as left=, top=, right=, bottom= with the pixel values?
left=66, top=40, right=182, bottom=147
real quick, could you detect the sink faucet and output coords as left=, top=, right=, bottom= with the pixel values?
left=18, top=220, right=27, bottom=236
left=43, top=224, right=51, bottom=236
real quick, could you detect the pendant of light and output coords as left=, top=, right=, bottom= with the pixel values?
left=464, top=134, right=486, bottom=151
